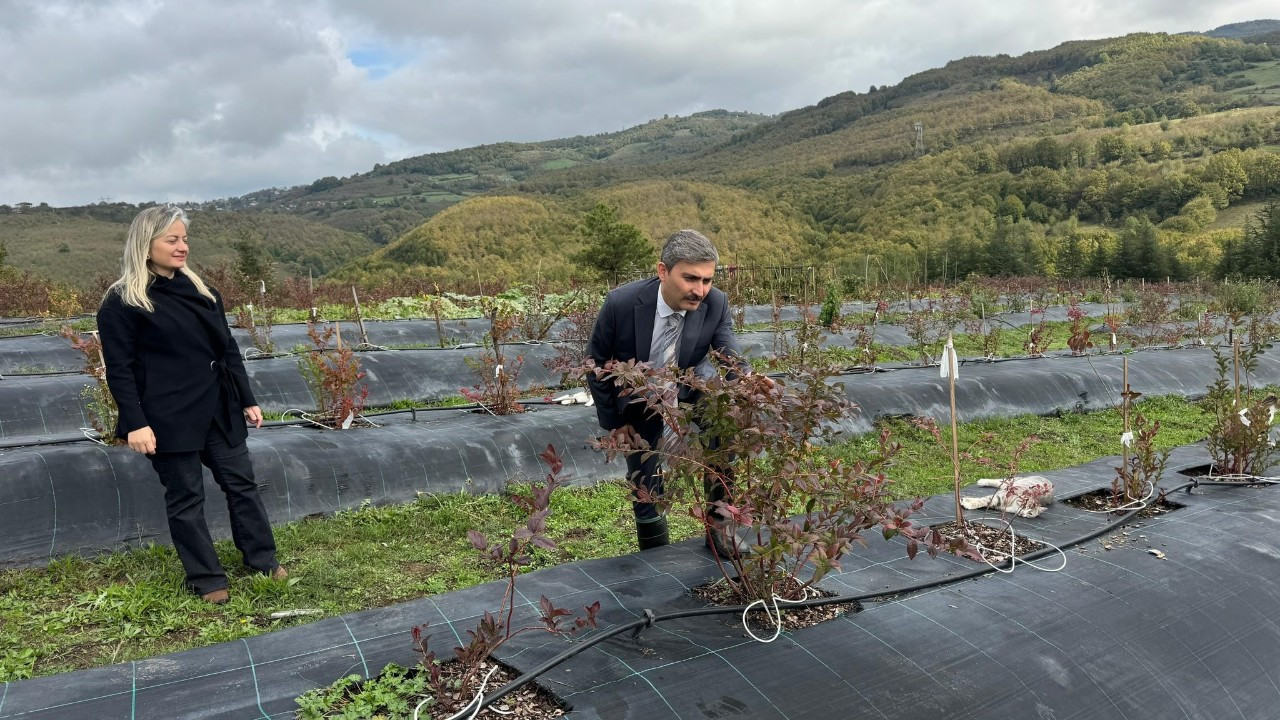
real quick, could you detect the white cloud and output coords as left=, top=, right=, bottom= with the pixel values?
left=0, top=0, right=1274, bottom=206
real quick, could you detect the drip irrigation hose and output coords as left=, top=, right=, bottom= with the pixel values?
left=478, top=479, right=1228, bottom=710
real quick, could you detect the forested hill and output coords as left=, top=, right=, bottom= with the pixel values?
left=211, top=110, right=771, bottom=243
left=347, top=30, right=1280, bottom=289
left=1204, top=19, right=1280, bottom=39
left=6, top=27, right=1280, bottom=293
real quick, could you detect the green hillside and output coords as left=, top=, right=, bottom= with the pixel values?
left=340, top=32, right=1280, bottom=289
left=6, top=29, right=1280, bottom=296
left=212, top=110, right=771, bottom=244
left=0, top=206, right=374, bottom=287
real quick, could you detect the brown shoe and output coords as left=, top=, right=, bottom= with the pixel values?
left=201, top=588, right=230, bottom=605
left=270, top=565, right=289, bottom=581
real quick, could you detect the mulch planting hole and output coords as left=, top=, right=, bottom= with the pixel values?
left=690, top=576, right=862, bottom=633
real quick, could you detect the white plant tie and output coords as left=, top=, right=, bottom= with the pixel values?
left=79, top=427, right=108, bottom=445
left=939, top=338, right=958, bottom=379
left=1111, top=332, right=1118, bottom=347
left=976, top=521, right=1067, bottom=574
left=1239, top=407, right=1251, bottom=427
left=743, top=588, right=814, bottom=643
left=494, top=364, right=504, bottom=378
left=1120, top=431, right=1134, bottom=448
left=259, top=280, right=266, bottom=295
left=340, top=411, right=354, bottom=430
left=1083, top=479, right=1154, bottom=514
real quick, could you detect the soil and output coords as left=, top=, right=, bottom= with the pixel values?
left=397, top=660, right=565, bottom=719
left=1061, top=489, right=1186, bottom=519
left=931, top=519, right=1047, bottom=563
left=690, top=576, right=861, bottom=633
left=1178, top=463, right=1276, bottom=485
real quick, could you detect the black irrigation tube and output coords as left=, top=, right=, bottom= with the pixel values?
left=480, top=478, right=1232, bottom=709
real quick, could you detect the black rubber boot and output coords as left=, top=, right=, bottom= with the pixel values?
left=636, top=515, right=671, bottom=550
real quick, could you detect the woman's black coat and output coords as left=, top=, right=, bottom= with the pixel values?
left=97, top=273, right=257, bottom=452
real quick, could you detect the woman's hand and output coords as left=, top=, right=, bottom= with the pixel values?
left=244, top=405, right=263, bottom=428
left=127, top=426, right=157, bottom=455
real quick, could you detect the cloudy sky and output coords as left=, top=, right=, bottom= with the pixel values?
left=1, top=0, right=1274, bottom=207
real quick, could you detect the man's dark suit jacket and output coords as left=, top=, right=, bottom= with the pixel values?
left=586, top=276, right=741, bottom=431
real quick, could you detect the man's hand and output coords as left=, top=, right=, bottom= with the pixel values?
left=127, top=426, right=157, bottom=455
left=244, top=405, right=264, bottom=428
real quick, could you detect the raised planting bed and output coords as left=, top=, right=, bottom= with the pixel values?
left=1, top=444, right=1275, bottom=718
left=0, top=407, right=618, bottom=567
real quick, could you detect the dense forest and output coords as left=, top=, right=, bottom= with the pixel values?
left=3, top=27, right=1280, bottom=299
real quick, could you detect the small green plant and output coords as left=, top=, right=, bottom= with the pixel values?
left=297, top=321, right=368, bottom=427
left=295, top=664, right=427, bottom=720
left=817, top=282, right=841, bottom=329
left=1203, top=341, right=1277, bottom=478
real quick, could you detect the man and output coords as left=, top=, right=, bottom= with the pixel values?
left=586, top=229, right=748, bottom=555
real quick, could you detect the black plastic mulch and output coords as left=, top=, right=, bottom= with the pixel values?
left=2, top=446, right=1277, bottom=719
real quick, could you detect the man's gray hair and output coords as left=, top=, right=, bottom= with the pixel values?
left=660, top=229, right=719, bottom=268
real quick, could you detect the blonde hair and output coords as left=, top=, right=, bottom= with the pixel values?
left=105, top=205, right=216, bottom=312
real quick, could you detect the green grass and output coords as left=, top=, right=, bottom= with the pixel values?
left=0, top=392, right=1222, bottom=682
left=828, top=394, right=1209, bottom=499
left=1229, top=60, right=1280, bottom=102
left=1207, top=199, right=1272, bottom=231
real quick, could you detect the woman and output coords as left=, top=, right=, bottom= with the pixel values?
left=97, top=205, right=286, bottom=605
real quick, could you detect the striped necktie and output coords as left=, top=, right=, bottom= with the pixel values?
left=655, top=313, right=682, bottom=368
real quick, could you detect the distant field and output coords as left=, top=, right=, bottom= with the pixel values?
left=1231, top=60, right=1280, bottom=103
left=541, top=158, right=577, bottom=170
left=1207, top=199, right=1270, bottom=231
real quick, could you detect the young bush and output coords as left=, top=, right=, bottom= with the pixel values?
left=1202, top=342, right=1277, bottom=478
left=543, top=294, right=602, bottom=387
left=589, top=354, right=952, bottom=605
left=849, top=299, right=888, bottom=370
left=297, top=446, right=597, bottom=719
left=234, top=291, right=276, bottom=356
left=461, top=298, right=526, bottom=414
left=1127, top=287, right=1178, bottom=347
left=297, top=322, right=368, bottom=427
left=1023, top=305, right=1052, bottom=357
left=1066, top=300, right=1093, bottom=356
left=817, top=282, right=841, bottom=329
left=1113, top=412, right=1169, bottom=504
left=0, top=268, right=59, bottom=317
left=58, top=327, right=123, bottom=444
left=903, top=295, right=970, bottom=365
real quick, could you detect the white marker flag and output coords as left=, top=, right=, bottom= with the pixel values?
left=940, top=338, right=959, bottom=379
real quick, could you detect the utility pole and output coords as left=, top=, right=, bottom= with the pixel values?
left=914, top=122, right=925, bottom=157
